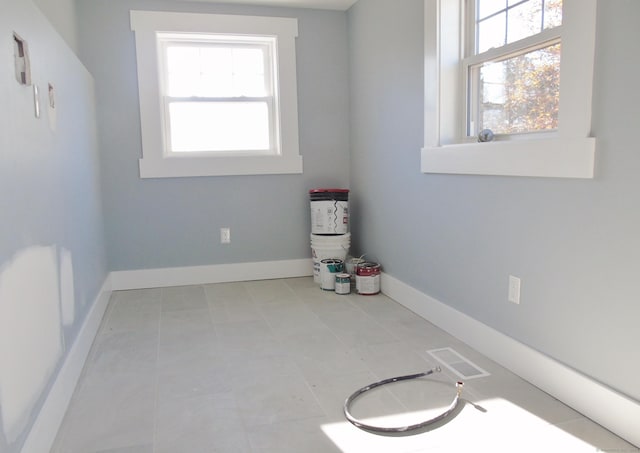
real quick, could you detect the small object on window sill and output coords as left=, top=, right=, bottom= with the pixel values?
left=478, top=129, right=494, bottom=143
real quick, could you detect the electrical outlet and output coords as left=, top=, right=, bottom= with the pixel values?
left=220, top=228, right=231, bottom=244
left=508, top=275, right=521, bottom=304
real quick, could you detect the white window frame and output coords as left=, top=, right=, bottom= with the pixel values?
left=422, top=0, right=597, bottom=178
left=130, top=11, right=302, bottom=178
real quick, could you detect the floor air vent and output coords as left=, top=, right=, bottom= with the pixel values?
left=427, top=347, right=490, bottom=380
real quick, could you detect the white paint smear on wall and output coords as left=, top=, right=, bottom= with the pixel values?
left=0, top=246, right=63, bottom=442
left=59, top=248, right=75, bottom=326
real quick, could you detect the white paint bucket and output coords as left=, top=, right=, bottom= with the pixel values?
left=320, top=259, right=344, bottom=291
left=311, top=233, right=350, bottom=283
left=310, top=189, right=349, bottom=235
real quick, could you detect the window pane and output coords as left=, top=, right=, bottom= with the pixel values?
left=507, top=0, right=543, bottom=44
left=200, top=47, right=266, bottom=97
left=168, top=102, right=270, bottom=152
left=476, top=0, right=562, bottom=54
left=472, top=42, right=561, bottom=135
left=166, top=47, right=204, bottom=97
left=195, top=47, right=234, bottom=97
left=166, top=45, right=267, bottom=98
left=478, top=12, right=506, bottom=53
left=543, top=0, right=563, bottom=29
left=478, top=0, right=506, bottom=20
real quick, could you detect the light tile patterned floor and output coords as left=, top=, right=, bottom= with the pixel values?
left=52, top=278, right=637, bottom=452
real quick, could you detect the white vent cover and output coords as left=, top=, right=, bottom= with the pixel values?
left=427, top=347, right=490, bottom=380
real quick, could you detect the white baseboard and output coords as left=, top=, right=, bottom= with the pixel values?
left=381, top=272, right=640, bottom=447
left=109, top=258, right=314, bottom=290
left=21, top=276, right=113, bottom=453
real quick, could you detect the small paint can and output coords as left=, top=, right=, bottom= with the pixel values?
left=355, top=262, right=381, bottom=295
left=320, top=259, right=344, bottom=291
left=335, top=273, right=351, bottom=295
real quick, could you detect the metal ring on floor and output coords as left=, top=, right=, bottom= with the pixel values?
left=343, top=367, right=464, bottom=433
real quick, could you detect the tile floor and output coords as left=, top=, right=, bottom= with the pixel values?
left=52, top=278, right=637, bottom=453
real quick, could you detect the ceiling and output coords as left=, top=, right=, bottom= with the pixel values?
left=174, top=0, right=358, bottom=11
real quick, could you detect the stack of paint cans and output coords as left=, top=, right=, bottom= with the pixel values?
left=309, top=188, right=382, bottom=295
left=309, top=188, right=350, bottom=292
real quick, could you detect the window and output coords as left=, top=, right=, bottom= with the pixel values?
left=465, top=0, right=563, bottom=137
left=422, top=0, right=597, bottom=178
left=130, top=11, right=302, bottom=178
left=159, top=35, right=275, bottom=154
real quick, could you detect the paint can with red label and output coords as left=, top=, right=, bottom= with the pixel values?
left=355, top=262, right=381, bottom=295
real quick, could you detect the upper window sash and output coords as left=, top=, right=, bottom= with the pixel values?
left=157, top=36, right=275, bottom=98
left=468, top=0, right=563, bottom=54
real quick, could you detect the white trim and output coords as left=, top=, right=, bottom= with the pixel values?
left=110, top=258, right=314, bottom=290
left=422, top=137, right=595, bottom=178
left=21, top=276, right=113, bottom=453
left=130, top=11, right=302, bottom=178
left=139, top=154, right=303, bottom=178
left=381, top=272, right=640, bottom=447
left=558, top=0, right=598, bottom=140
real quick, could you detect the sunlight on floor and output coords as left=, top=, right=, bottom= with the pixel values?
left=322, top=397, right=600, bottom=453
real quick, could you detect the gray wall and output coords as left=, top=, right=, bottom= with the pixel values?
left=32, top=0, right=79, bottom=53
left=0, top=1, right=107, bottom=451
left=348, top=0, right=640, bottom=402
left=76, top=0, right=351, bottom=271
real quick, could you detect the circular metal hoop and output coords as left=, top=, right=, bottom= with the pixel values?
left=343, top=367, right=464, bottom=433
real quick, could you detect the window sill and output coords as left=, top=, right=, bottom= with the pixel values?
left=139, top=155, right=303, bottom=178
left=421, top=137, right=595, bottom=179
